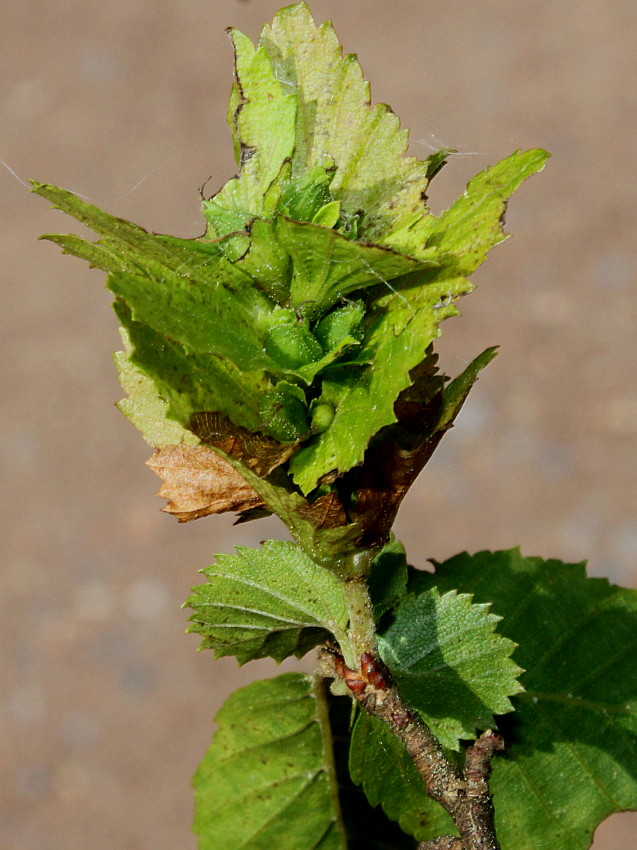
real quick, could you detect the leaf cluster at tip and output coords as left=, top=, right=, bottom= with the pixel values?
left=33, top=1, right=548, bottom=497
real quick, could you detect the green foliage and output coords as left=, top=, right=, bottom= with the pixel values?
left=287, top=149, right=546, bottom=493
left=378, top=587, right=523, bottom=750
left=366, top=537, right=409, bottom=621
left=350, top=712, right=456, bottom=843
left=36, top=4, right=636, bottom=850
left=186, top=540, right=352, bottom=665
left=113, top=329, right=200, bottom=448
left=326, top=691, right=419, bottom=849
left=397, top=550, right=637, bottom=850
left=32, top=0, right=547, bottom=495
left=194, top=673, right=347, bottom=850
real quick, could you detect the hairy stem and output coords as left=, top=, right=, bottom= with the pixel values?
left=320, top=649, right=503, bottom=850
left=363, top=686, right=502, bottom=850
left=342, top=573, right=377, bottom=666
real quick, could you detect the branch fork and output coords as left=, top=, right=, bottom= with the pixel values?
left=320, top=648, right=504, bottom=850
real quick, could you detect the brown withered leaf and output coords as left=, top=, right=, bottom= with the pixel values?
left=189, top=412, right=295, bottom=476
left=146, top=445, right=265, bottom=522
left=297, top=491, right=348, bottom=530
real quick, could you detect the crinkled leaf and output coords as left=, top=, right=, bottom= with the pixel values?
left=411, top=550, right=637, bottom=850
left=378, top=587, right=523, bottom=750
left=350, top=712, right=455, bottom=843
left=146, top=445, right=264, bottom=522
left=113, top=329, right=199, bottom=448
left=343, top=348, right=497, bottom=545
left=297, top=491, right=348, bottom=530
left=115, top=300, right=270, bottom=434
left=258, top=3, right=434, bottom=250
left=419, top=149, right=550, bottom=275
left=288, top=273, right=463, bottom=494
left=106, top=269, right=277, bottom=371
left=196, top=442, right=363, bottom=579
left=274, top=216, right=437, bottom=321
left=194, top=673, right=347, bottom=850
left=290, top=150, right=547, bottom=493
left=34, top=10, right=548, bottom=494
left=186, top=540, right=351, bottom=664
left=214, top=28, right=297, bottom=218
left=189, top=411, right=296, bottom=476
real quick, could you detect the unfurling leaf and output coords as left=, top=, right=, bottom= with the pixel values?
left=379, top=587, right=523, bottom=750
left=146, top=445, right=264, bottom=522
left=346, top=346, right=498, bottom=542
left=410, top=550, right=637, bottom=850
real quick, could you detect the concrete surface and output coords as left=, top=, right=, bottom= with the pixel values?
left=2, top=0, right=636, bottom=847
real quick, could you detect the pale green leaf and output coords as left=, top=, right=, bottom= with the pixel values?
left=259, top=3, right=434, bottom=249
left=194, top=673, right=347, bottom=850
left=378, top=587, right=523, bottom=750
left=34, top=10, right=548, bottom=495
left=411, top=550, right=637, bottom=850
left=214, top=28, right=297, bottom=217
left=113, top=328, right=199, bottom=448
left=186, top=540, right=351, bottom=665
left=420, top=149, right=550, bottom=275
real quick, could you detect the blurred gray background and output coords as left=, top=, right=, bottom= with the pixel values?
left=2, top=1, right=636, bottom=847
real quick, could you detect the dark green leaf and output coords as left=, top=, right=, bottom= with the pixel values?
left=439, top=347, right=499, bottom=430
left=367, top=538, right=409, bottom=621
left=329, top=692, right=418, bottom=849
left=115, top=301, right=269, bottom=434
left=411, top=549, right=637, bottom=850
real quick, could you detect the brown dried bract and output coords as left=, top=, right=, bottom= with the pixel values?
left=189, top=412, right=295, bottom=476
left=297, top=490, right=348, bottom=529
left=146, top=445, right=265, bottom=522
